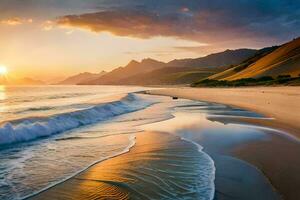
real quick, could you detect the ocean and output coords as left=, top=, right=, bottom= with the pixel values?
left=0, top=85, right=274, bottom=200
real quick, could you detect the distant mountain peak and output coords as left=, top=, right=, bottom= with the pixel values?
left=127, top=60, right=139, bottom=65
left=141, top=58, right=165, bottom=65
left=58, top=70, right=107, bottom=85
left=78, top=48, right=265, bottom=85
left=167, top=48, right=257, bottom=68
left=141, top=58, right=156, bottom=62
left=125, top=58, right=165, bottom=69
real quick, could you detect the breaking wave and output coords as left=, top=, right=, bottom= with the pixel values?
left=0, top=93, right=153, bottom=146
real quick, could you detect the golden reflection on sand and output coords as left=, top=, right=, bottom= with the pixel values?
left=141, top=112, right=221, bottom=134
left=29, top=131, right=213, bottom=200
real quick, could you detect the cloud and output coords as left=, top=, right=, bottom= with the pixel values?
left=56, top=0, right=300, bottom=47
left=42, top=20, right=54, bottom=31
left=57, top=9, right=249, bottom=45
left=1, top=17, right=33, bottom=26
left=1, top=17, right=23, bottom=25
left=57, top=10, right=188, bottom=38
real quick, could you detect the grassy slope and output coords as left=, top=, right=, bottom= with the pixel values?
left=225, top=37, right=300, bottom=80
left=208, top=46, right=279, bottom=80
left=206, top=37, right=300, bottom=82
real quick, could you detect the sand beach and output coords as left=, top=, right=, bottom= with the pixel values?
left=21, top=87, right=300, bottom=200
left=148, top=87, right=300, bottom=200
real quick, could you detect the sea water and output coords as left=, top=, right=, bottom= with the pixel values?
left=0, top=85, right=272, bottom=200
left=0, top=86, right=150, bottom=199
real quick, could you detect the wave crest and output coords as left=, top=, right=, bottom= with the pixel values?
left=0, top=94, right=152, bottom=146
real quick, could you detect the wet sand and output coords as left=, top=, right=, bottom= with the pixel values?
left=233, top=132, right=300, bottom=200
left=148, top=88, right=300, bottom=200
left=195, top=116, right=300, bottom=200
left=148, top=87, right=300, bottom=136
left=28, top=132, right=279, bottom=200
left=29, top=132, right=215, bottom=199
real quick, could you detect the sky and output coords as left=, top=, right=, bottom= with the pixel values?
left=0, top=0, right=299, bottom=80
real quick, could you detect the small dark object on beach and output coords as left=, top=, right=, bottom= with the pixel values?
left=172, top=96, right=178, bottom=100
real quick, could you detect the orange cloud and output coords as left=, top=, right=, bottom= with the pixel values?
left=56, top=10, right=252, bottom=45
left=55, top=0, right=300, bottom=48
left=1, top=17, right=34, bottom=26
left=42, top=20, right=54, bottom=31
left=57, top=11, right=176, bottom=39
left=1, top=18, right=22, bottom=25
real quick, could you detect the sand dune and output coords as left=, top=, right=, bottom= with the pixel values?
left=208, top=37, right=300, bottom=81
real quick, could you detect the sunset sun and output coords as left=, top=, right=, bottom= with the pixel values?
left=0, top=66, right=8, bottom=75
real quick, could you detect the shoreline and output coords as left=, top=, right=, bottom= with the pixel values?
left=24, top=88, right=300, bottom=199
left=148, top=87, right=300, bottom=199
left=23, top=134, right=137, bottom=200
left=29, top=132, right=216, bottom=200
left=28, top=131, right=279, bottom=200
left=148, top=86, right=300, bottom=137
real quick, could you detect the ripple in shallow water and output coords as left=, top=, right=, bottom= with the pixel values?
left=29, top=132, right=215, bottom=200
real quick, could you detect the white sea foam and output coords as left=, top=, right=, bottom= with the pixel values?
left=0, top=94, right=153, bottom=146
left=181, top=137, right=216, bottom=200
left=21, top=134, right=137, bottom=200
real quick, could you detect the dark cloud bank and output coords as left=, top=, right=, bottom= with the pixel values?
left=57, top=0, right=300, bottom=48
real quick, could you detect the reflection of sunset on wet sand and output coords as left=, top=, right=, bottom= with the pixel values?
left=30, top=132, right=214, bottom=200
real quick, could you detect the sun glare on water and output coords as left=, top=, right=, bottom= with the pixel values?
left=0, top=66, right=8, bottom=75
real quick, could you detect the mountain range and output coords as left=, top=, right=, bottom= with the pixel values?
left=74, top=48, right=257, bottom=85
left=57, top=71, right=107, bottom=85
left=57, top=36, right=300, bottom=86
